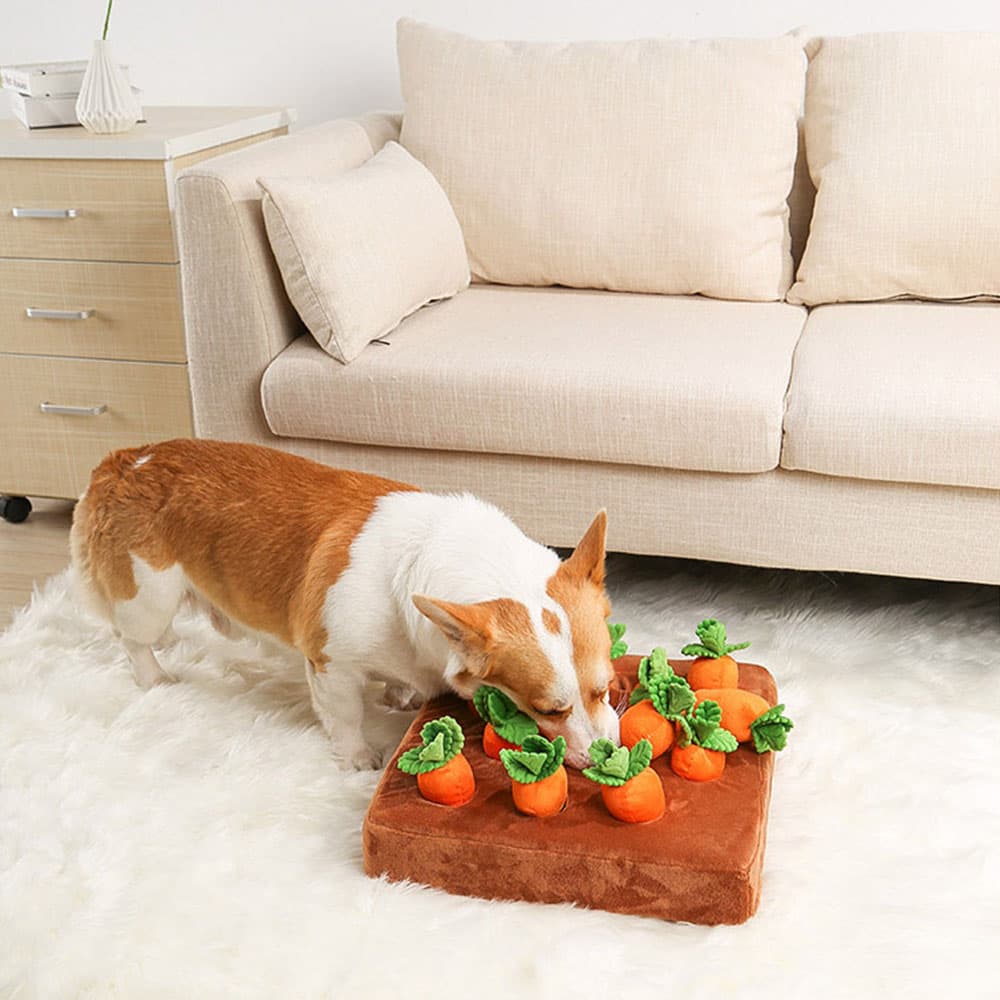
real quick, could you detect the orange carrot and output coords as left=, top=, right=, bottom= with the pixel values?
left=583, top=738, right=665, bottom=823
left=473, top=686, right=537, bottom=759
left=417, top=754, right=476, bottom=806
left=670, top=744, right=727, bottom=782
left=500, top=734, right=569, bottom=818
left=482, top=723, right=521, bottom=760
left=398, top=716, right=476, bottom=807
left=600, top=768, right=665, bottom=823
left=620, top=700, right=675, bottom=758
left=681, top=618, right=750, bottom=689
left=693, top=688, right=771, bottom=742
left=669, top=700, right=738, bottom=782
left=694, top=689, right=793, bottom=752
left=513, top=769, right=569, bottom=817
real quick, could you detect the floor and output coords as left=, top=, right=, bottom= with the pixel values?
left=0, top=498, right=74, bottom=628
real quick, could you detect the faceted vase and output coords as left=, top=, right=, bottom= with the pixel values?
left=75, top=39, right=141, bottom=134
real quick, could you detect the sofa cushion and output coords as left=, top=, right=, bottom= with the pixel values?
left=261, top=286, right=806, bottom=474
left=258, top=142, right=469, bottom=364
left=789, top=32, right=1000, bottom=305
left=782, top=302, right=1000, bottom=490
left=397, top=19, right=805, bottom=301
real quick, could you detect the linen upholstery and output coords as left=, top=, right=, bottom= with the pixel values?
left=261, top=286, right=807, bottom=474
left=176, top=113, right=401, bottom=440
left=397, top=19, right=804, bottom=300
left=782, top=302, right=1000, bottom=490
left=279, top=437, right=1000, bottom=586
left=259, top=142, right=469, bottom=364
left=789, top=32, right=1000, bottom=305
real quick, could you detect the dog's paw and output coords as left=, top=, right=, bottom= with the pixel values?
left=380, top=683, right=425, bottom=712
left=339, top=744, right=384, bottom=771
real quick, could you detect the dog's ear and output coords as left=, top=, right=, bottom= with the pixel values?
left=559, top=509, right=607, bottom=587
left=412, top=595, right=496, bottom=663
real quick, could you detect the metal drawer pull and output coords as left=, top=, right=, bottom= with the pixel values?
left=12, top=207, right=80, bottom=219
left=25, top=307, right=95, bottom=321
left=39, top=402, right=108, bottom=417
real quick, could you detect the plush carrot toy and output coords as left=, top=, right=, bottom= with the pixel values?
left=473, top=685, right=538, bottom=759
left=397, top=716, right=476, bottom=806
left=670, top=700, right=739, bottom=782
left=583, top=738, right=665, bottom=823
left=681, top=618, right=751, bottom=690
left=499, top=734, right=569, bottom=817
left=608, top=622, right=629, bottom=660
left=693, top=689, right=794, bottom=752
left=620, top=649, right=695, bottom=758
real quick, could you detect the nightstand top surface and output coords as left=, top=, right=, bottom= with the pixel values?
left=0, top=105, right=296, bottom=159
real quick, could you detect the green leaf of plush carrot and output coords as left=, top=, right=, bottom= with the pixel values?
left=583, top=738, right=634, bottom=786
left=500, top=734, right=567, bottom=783
left=398, top=716, right=465, bottom=775
left=630, top=647, right=673, bottom=705
left=647, top=671, right=695, bottom=721
left=680, top=618, right=751, bottom=658
left=686, top=701, right=738, bottom=753
left=700, top=728, right=739, bottom=753
left=473, top=685, right=538, bottom=744
left=608, top=622, right=628, bottom=660
left=625, top=738, right=653, bottom=780
left=750, top=704, right=794, bottom=753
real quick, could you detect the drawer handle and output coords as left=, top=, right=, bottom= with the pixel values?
left=12, top=207, right=80, bottom=219
left=25, top=307, right=95, bottom=321
left=39, top=401, right=108, bottom=417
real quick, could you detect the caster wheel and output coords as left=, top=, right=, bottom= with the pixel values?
left=0, top=496, right=32, bottom=523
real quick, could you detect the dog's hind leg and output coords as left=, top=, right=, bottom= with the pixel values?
left=111, top=558, right=187, bottom=689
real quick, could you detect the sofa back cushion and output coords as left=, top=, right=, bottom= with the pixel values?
left=789, top=32, right=1000, bottom=305
left=397, top=19, right=805, bottom=302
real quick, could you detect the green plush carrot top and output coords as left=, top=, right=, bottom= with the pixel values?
left=583, top=738, right=653, bottom=787
left=608, top=622, right=628, bottom=660
left=629, top=647, right=690, bottom=707
left=473, top=686, right=538, bottom=743
left=397, top=716, right=466, bottom=775
left=749, top=704, right=794, bottom=753
left=681, top=618, right=750, bottom=660
left=675, top=700, right=738, bottom=753
left=500, top=734, right=567, bottom=784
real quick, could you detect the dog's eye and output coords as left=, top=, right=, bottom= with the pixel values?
left=534, top=705, right=570, bottom=718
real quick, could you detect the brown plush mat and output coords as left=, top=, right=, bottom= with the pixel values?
left=363, top=655, right=777, bottom=925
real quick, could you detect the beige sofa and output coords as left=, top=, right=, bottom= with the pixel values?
left=175, top=58, right=1000, bottom=587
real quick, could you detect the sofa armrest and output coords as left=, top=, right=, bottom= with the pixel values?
left=176, top=112, right=401, bottom=442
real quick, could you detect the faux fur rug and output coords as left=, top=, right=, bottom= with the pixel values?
left=1, top=557, right=998, bottom=1000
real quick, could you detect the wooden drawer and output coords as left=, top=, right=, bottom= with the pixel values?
left=0, top=354, right=192, bottom=498
left=0, top=259, right=185, bottom=362
left=0, top=158, right=175, bottom=263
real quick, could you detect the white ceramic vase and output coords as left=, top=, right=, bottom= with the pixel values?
left=75, top=39, right=141, bottom=134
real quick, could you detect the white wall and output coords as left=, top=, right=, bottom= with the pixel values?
left=4, top=0, right=1000, bottom=125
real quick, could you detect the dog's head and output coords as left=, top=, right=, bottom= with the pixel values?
left=412, top=511, right=619, bottom=768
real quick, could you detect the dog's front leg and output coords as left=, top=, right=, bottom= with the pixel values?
left=305, top=660, right=383, bottom=770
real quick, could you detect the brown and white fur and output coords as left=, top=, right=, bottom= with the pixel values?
left=70, top=439, right=620, bottom=770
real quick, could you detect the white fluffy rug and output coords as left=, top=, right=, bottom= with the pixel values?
left=2, top=557, right=998, bottom=1000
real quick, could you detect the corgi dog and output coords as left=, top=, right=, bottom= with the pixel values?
left=70, top=439, right=621, bottom=769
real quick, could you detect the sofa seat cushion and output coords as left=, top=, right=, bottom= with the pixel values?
left=782, top=302, right=1000, bottom=489
left=261, top=285, right=806, bottom=474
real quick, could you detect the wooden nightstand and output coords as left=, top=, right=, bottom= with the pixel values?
left=0, top=106, right=295, bottom=522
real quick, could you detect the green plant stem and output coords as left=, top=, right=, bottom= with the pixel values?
left=102, top=0, right=114, bottom=41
